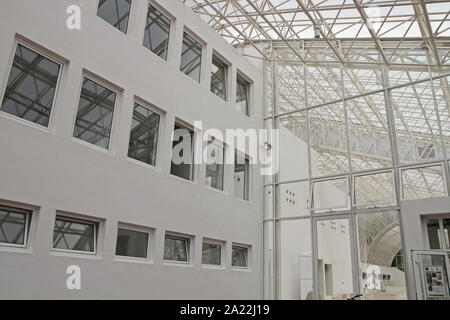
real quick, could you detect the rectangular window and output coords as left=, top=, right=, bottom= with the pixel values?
left=202, top=242, right=222, bottom=266
left=312, top=177, right=350, bottom=212
left=1, top=43, right=61, bottom=127
left=234, top=153, right=249, bottom=201
left=73, top=77, right=117, bottom=149
left=205, top=140, right=224, bottom=191
left=401, top=165, right=446, bottom=200
left=426, top=219, right=442, bottom=250
left=115, top=227, right=149, bottom=259
left=128, top=103, right=160, bottom=166
left=236, top=75, right=250, bottom=116
left=97, top=0, right=132, bottom=34
left=53, top=216, right=97, bottom=253
left=0, top=206, right=30, bottom=247
left=164, top=234, right=189, bottom=263
left=171, top=122, right=195, bottom=181
left=180, top=32, right=202, bottom=83
left=143, top=3, right=171, bottom=60
left=232, top=246, right=248, bottom=268
left=444, top=219, right=450, bottom=249
left=210, top=55, right=227, bottom=100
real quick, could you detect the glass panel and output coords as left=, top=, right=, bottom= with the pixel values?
left=401, top=165, right=446, bottom=200
left=309, top=102, right=350, bottom=177
left=234, top=153, right=249, bottom=200
left=232, top=246, right=248, bottom=268
left=180, top=32, right=202, bottom=83
left=346, top=93, right=393, bottom=172
left=277, top=182, right=309, bottom=218
left=202, top=242, right=221, bottom=265
left=53, top=217, right=96, bottom=252
left=277, top=111, right=309, bottom=182
left=128, top=103, right=160, bottom=166
left=275, top=62, right=305, bottom=115
left=354, top=172, right=396, bottom=208
left=210, top=57, right=227, bottom=100
left=357, top=211, right=407, bottom=300
left=205, top=141, right=224, bottom=190
left=276, top=219, right=312, bottom=300
left=143, top=3, right=171, bottom=60
left=317, top=218, right=354, bottom=300
left=0, top=207, right=28, bottom=246
left=115, top=228, right=148, bottom=258
left=170, top=123, right=194, bottom=181
left=427, top=219, right=442, bottom=250
left=433, top=76, right=450, bottom=158
left=236, top=76, right=249, bottom=115
left=306, top=65, right=343, bottom=107
left=415, top=253, right=450, bottom=300
left=73, top=77, right=116, bottom=149
left=312, top=178, right=349, bottom=212
left=392, top=81, right=444, bottom=164
left=164, top=235, right=189, bottom=262
left=97, top=0, right=131, bottom=33
left=1, top=44, right=60, bottom=127
left=444, top=219, right=450, bottom=249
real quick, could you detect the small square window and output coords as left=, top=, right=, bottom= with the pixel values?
left=202, top=242, right=222, bottom=266
left=171, top=122, right=195, bottom=181
left=128, top=102, right=161, bottom=166
left=1, top=43, right=61, bottom=127
left=180, top=32, right=202, bottom=83
left=97, top=0, right=132, bottom=34
left=210, top=56, right=227, bottom=100
left=115, top=227, right=149, bottom=259
left=73, top=77, right=117, bottom=149
left=232, top=246, right=248, bottom=268
left=53, top=215, right=97, bottom=253
left=144, top=3, right=171, bottom=60
left=0, top=206, right=31, bottom=247
left=236, top=75, right=250, bottom=116
left=164, top=234, right=190, bottom=263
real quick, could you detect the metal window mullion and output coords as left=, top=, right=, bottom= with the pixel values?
left=271, top=58, right=278, bottom=300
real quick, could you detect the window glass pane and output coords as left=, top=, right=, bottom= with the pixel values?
left=115, top=228, right=148, bottom=258
left=164, top=235, right=189, bottom=262
left=1, top=44, right=60, bottom=127
left=277, top=182, right=309, bottom=218
left=53, top=216, right=96, bottom=252
left=236, top=76, right=249, bottom=115
left=180, top=32, right=202, bottom=82
left=97, top=0, right=131, bottom=33
left=354, top=172, right=396, bottom=208
left=144, top=4, right=171, bottom=60
left=205, top=141, right=224, bottom=190
left=171, top=123, right=194, bottom=180
left=73, top=78, right=116, bottom=149
left=401, top=165, right=446, bottom=200
left=444, top=219, right=450, bottom=249
left=0, top=207, right=28, bottom=246
left=433, top=77, right=449, bottom=158
left=128, top=103, right=160, bottom=166
left=427, top=219, right=442, bottom=250
left=276, top=219, right=312, bottom=299
left=312, top=178, right=349, bottom=212
left=202, top=242, right=221, bottom=265
left=232, top=246, right=248, bottom=268
left=357, top=211, right=407, bottom=300
left=210, top=57, right=227, bottom=100
left=234, top=153, right=249, bottom=200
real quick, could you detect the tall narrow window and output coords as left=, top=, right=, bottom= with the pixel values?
left=1, top=44, right=61, bottom=127
left=180, top=32, right=202, bottom=83
left=202, top=242, right=222, bottom=266
left=164, top=234, right=189, bottom=262
left=171, top=122, right=195, bottom=181
left=426, top=219, right=442, bottom=249
left=97, top=0, right=132, bottom=34
left=232, top=246, right=248, bottom=268
left=210, top=56, right=227, bottom=100
left=236, top=75, right=250, bottom=116
left=73, top=77, right=117, bottom=149
left=0, top=206, right=30, bottom=247
left=128, top=103, right=160, bottom=166
left=143, top=3, right=171, bottom=60
left=234, top=153, right=249, bottom=201
left=53, top=216, right=97, bottom=253
left=115, top=227, right=149, bottom=259
left=205, top=140, right=225, bottom=191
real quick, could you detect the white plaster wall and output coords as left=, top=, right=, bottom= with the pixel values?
left=0, top=0, right=263, bottom=299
